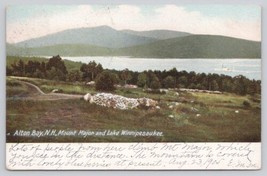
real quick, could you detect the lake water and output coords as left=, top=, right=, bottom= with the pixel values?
left=62, top=57, right=261, bottom=80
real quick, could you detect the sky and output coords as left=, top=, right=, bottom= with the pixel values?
left=6, top=5, right=261, bottom=43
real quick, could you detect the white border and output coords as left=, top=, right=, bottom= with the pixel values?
left=1, top=0, right=266, bottom=175
left=6, top=143, right=261, bottom=170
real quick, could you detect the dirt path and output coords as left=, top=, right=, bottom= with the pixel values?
left=19, top=80, right=46, bottom=95
left=14, top=80, right=83, bottom=100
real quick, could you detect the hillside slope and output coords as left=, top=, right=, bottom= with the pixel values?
left=122, top=29, right=191, bottom=40
left=7, top=35, right=261, bottom=58
left=117, top=35, right=261, bottom=58
left=14, top=26, right=158, bottom=48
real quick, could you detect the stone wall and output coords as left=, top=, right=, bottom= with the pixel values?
left=84, top=93, right=157, bottom=110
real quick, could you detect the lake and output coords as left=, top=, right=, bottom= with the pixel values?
left=62, top=57, right=261, bottom=80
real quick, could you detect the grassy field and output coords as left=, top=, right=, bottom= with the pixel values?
left=6, top=76, right=261, bottom=142
left=8, top=76, right=96, bottom=95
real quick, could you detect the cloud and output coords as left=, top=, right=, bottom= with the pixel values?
left=146, top=5, right=260, bottom=41
left=7, top=5, right=95, bottom=43
left=6, top=5, right=261, bottom=43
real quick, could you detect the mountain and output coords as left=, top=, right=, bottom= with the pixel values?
left=7, top=35, right=261, bottom=58
left=15, top=26, right=158, bottom=48
left=117, top=35, right=261, bottom=58
left=7, top=26, right=261, bottom=58
left=122, top=29, right=191, bottom=40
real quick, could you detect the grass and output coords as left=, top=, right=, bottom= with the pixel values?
left=6, top=77, right=41, bottom=97
left=6, top=79, right=28, bottom=97
left=7, top=99, right=171, bottom=142
left=9, top=76, right=96, bottom=95
left=6, top=76, right=261, bottom=142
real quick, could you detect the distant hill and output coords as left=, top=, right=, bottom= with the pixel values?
left=117, top=35, right=261, bottom=58
left=7, top=44, right=114, bottom=56
left=14, top=26, right=158, bottom=48
left=6, top=56, right=48, bottom=67
left=7, top=26, right=261, bottom=58
left=122, top=29, right=191, bottom=40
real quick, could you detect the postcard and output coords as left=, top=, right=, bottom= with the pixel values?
left=6, top=4, right=261, bottom=170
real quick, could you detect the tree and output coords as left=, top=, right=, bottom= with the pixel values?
left=25, top=60, right=35, bottom=76
left=120, top=68, right=132, bottom=85
left=177, top=76, right=188, bottom=88
left=80, top=63, right=89, bottom=81
left=150, top=79, right=161, bottom=89
left=17, top=60, right=25, bottom=76
left=46, top=67, right=66, bottom=81
left=255, top=80, right=261, bottom=94
left=130, top=71, right=139, bottom=85
left=45, top=55, right=68, bottom=81
left=80, top=61, right=103, bottom=81
left=211, top=80, right=219, bottom=91
left=6, top=66, right=13, bottom=76
left=95, top=71, right=117, bottom=92
left=46, top=55, right=67, bottom=72
left=196, top=83, right=205, bottom=90
left=167, top=67, right=178, bottom=85
left=137, top=72, right=148, bottom=87
left=11, top=59, right=25, bottom=76
left=33, top=69, right=45, bottom=78
left=40, top=62, right=46, bottom=73
left=188, top=83, right=196, bottom=89
left=163, top=76, right=175, bottom=88
left=149, top=74, right=161, bottom=89
left=67, top=70, right=81, bottom=82
left=233, top=75, right=249, bottom=95
left=146, top=70, right=160, bottom=89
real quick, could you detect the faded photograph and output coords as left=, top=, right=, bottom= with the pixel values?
left=6, top=5, right=261, bottom=142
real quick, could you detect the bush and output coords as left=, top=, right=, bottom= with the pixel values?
left=163, top=76, right=175, bottom=88
left=243, top=100, right=251, bottom=107
left=95, top=71, right=117, bottom=92
left=150, top=80, right=161, bottom=89
left=7, top=81, right=21, bottom=87
left=46, top=67, right=66, bottom=81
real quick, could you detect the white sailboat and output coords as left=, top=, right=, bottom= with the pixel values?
left=215, top=64, right=233, bottom=72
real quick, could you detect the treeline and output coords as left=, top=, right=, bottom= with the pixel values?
left=7, top=55, right=261, bottom=95
left=7, top=55, right=68, bottom=81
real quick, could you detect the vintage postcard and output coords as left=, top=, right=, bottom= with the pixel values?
left=6, top=5, right=261, bottom=170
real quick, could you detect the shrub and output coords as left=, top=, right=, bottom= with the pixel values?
left=95, top=71, right=117, bottom=92
left=163, top=76, right=175, bottom=88
left=7, top=81, right=21, bottom=87
left=150, top=80, right=161, bottom=89
left=243, top=100, right=251, bottom=107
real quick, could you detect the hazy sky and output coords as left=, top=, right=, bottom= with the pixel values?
left=6, top=5, right=261, bottom=43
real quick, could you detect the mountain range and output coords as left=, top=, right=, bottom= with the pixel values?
left=7, top=25, right=261, bottom=58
